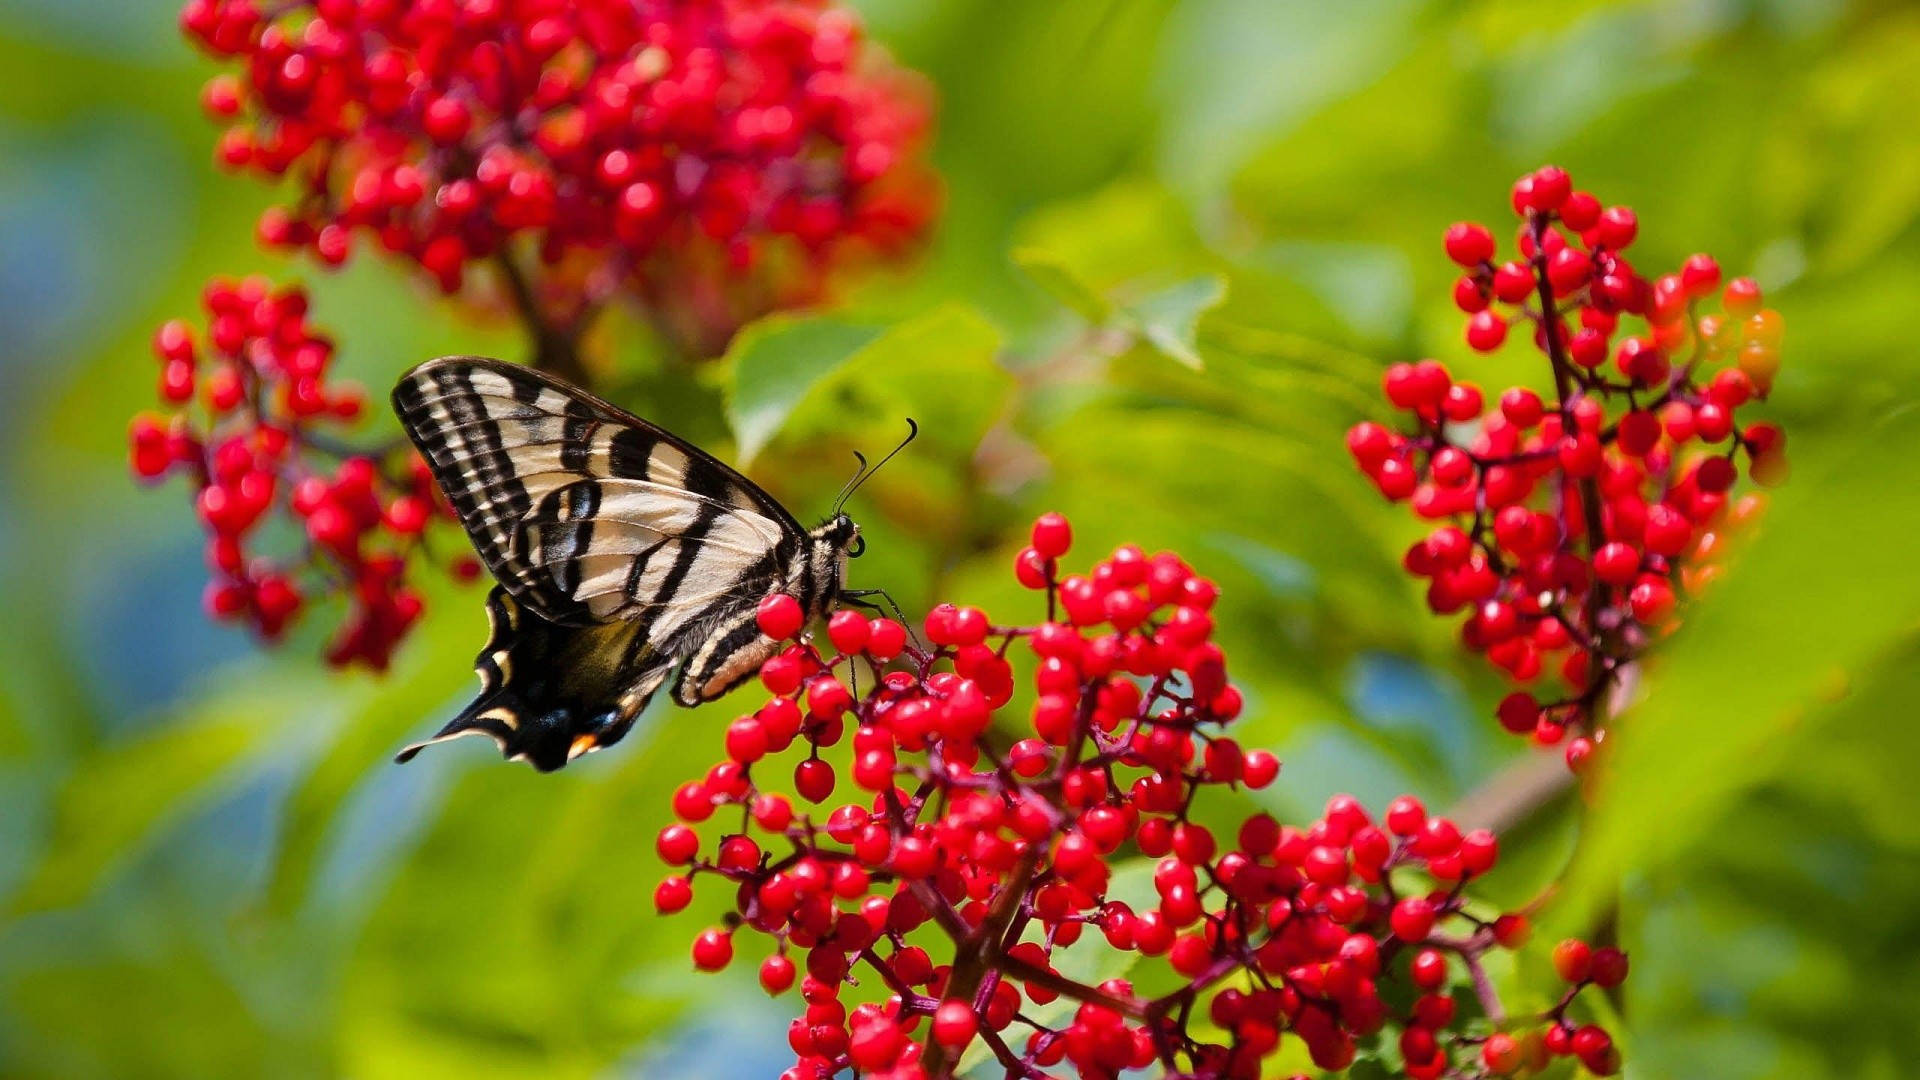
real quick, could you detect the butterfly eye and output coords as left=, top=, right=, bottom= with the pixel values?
left=848, top=534, right=866, bottom=558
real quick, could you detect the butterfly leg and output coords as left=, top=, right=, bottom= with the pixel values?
left=839, top=587, right=923, bottom=647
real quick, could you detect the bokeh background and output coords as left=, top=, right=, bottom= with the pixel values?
left=4, top=0, right=1920, bottom=1077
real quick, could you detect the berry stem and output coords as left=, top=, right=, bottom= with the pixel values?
left=920, top=850, right=1041, bottom=1076
left=1527, top=213, right=1617, bottom=667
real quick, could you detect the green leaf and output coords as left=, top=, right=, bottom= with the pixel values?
left=1559, top=404, right=1920, bottom=929
left=722, top=315, right=884, bottom=466
left=773, top=303, right=1012, bottom=465
left=1121, top=274, right=1226, bottom=369
left=1010, top=246, right=1112, bottom=323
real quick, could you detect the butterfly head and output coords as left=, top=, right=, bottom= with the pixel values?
left=813, top=512, right=863, bottom=558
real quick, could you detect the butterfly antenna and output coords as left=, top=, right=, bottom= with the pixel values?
left=832, top=418, right=918, bottom=515
left=831, top=451, right=869, bottom=517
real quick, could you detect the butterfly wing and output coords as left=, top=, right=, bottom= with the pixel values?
left=392, top=355, right=804, bottom=626
left=391, top=356, right=809, bottom=769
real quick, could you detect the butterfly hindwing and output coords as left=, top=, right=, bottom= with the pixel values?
left=395, top=587, right=673, bottom=771
left=392, top=356, right=857, bottom=770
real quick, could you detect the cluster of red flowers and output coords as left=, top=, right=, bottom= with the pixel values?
left=1347, top=166, right=1788, bottom=769
left=128, top=277, right=472, bottom=669
left=654, top=514, right=1621, bottom=1078
left=178, top=0, right=936, bottom=355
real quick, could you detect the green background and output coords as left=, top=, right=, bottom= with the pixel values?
left=3, top=1, right=1918, bottom=1077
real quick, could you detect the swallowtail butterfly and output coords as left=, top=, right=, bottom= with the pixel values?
left=391, top=355, right=903, bottom=771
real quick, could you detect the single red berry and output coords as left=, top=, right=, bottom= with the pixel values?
left=760, top=954, right=797, bottom=995
left=1552, top=938, right=1593, bottom=983
left=1723, top=276, right=1763, bottom=317
left=1031, top=512, right=1072, bottom=558
left=691, top=928, right=734, bottom=971
left=1390, top=896, right=1436, bottom=942
left=1443, top=222, right=1496, bottom=266
left=1496, top=692, right=1540, bottom=735
left=930, top=999, right=977, bottom=1048
left=1594, top=206, right=1638, bottom=249
left=1482, top=1032, right=1523, bottom=1075
left=653, top=876, right=693, bottom=913
left=1681, top=253, right=1722, bottom=297
left=1466, top=310, right=1509, bottom=352
left=1590, top=945, right=1630, bottom=988
left=1410, top=948, right=1448, bottom=991
left=827, top=609, right=871, bottom=654
left=756, top=594, right=805, bottom=640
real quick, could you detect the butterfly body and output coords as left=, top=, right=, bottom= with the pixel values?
left=391, top=356, right=858, bottom=771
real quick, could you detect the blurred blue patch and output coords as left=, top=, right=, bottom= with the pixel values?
left=0, top=0, right=186, bottom=62
left=309, top=741, right=453, bottom=924
left=1345, top=651, right=1477, bottom=789
left=1202, top=532, right=1316, bottom=601
left=0, top=112, right=190, bottom=389
left=615, top=994, right=795, bottom=1080
left=66, top=532, right=250, bottom=731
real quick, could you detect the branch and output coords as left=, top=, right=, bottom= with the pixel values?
left=1448, top=752, right=1573, bottom=835
left=493, top=248, right=591, bottom=386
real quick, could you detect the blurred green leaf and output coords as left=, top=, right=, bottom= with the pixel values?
left=772, top=302, right=1011, bottom=465
left=1562, top=404, right=1920, bottom=928
left=1123, top=275, right=1226, bottom=369
left=723, top=316, right=885, bottom=466
left=1010, top=246, right=1112, bottom=323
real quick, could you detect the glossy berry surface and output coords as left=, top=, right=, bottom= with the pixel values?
left=652, top=513, right=1622, bottom=1079
left=130, top=277, right=470, bottom=668
left=179, top=0, right=938, bottom=356
left=1351, top=166, right=1789, bottom=770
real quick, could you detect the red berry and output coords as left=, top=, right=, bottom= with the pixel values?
left=1410, top=948, right=1448, bottom=991
left=1529, top=165, right=1572, bottom=211
left=1390, top=896, right=1436, bottom=942
left=1552, top=938, right=1593, bottom=983
left=653, top=876, right=693, bottom=913
left=1482, top=1032, right=1523, bottom=1074
left=759, top=954, right=797, bottom=994
left=756, top=593, right=805, bottom=640
left=1594, top=206, right=1638, bottom=249
left=1444, top=222, right=1496, bottom=266
left=1031, top=512, right=1072, bottom=558
left=827, top=609, right=870, bottom=653
left=930, top=999, right=977, bottom=1048
left=1592, top=542, right=1641, bottom=586
left=1466, top=311, right=1508, bottom=352
left=1496, top=692, right=1540, bottom=735
left=1723, top=276, right=1763, bottom=317
left=1681, top=253, right=1721, bottom=297
left=691, top=927, right=734, bottom=971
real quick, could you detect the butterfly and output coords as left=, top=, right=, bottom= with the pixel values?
left=390, top=355, right=908, bottom=771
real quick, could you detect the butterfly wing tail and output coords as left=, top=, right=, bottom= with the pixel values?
left=395, top=587, right=670, bottom=771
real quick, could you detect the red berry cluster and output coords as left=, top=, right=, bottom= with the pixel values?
left=129, top=277, right=473, bottom=668
left=654, top=514, right=1620, bottom=1079
left=178, top=0, right=937, bottom=354
left=1348, top=166, right=1789, bottom=769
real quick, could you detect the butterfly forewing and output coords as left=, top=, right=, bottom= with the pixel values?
left=394, top=356, right=802, bottom=621
left=391, top=356, right=848, bottom=771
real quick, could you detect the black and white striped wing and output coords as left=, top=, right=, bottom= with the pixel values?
left=390, top=355, right=806, bottom=771
left=392, top=355, right=804, bottom=628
